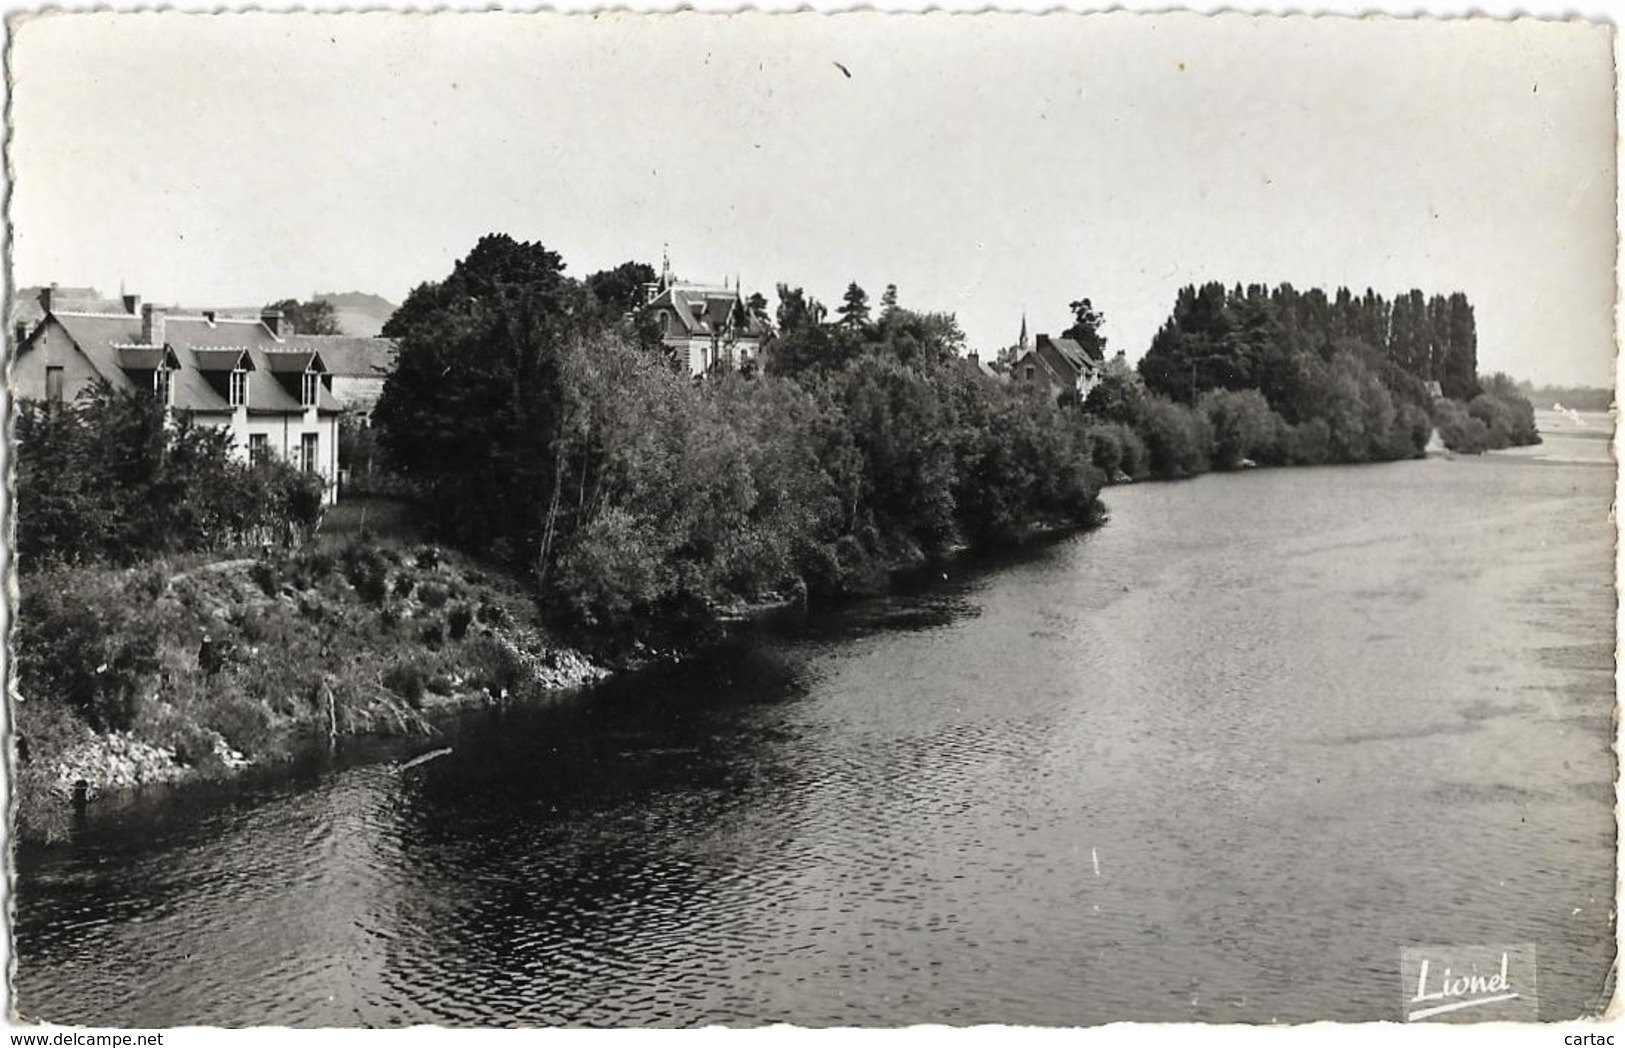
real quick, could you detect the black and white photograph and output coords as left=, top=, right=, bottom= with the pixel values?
left=2, top=5, right=1618, bottom=1036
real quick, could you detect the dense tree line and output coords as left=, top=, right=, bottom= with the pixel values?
left=1523, top=381, right=1613, bottom=413
left=15, top=385, right=326, bottom=568
left=1132, top=281, right=1537, bottom=457
left=373, top=237, right=1105, bottom=652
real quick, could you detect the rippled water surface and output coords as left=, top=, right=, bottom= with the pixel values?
left=13, top=412, right=1617, bottom=1026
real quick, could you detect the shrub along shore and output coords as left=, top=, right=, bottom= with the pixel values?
left=12, top=537, right=611, bottom=842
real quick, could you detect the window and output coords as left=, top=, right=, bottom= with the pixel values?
left=45, top=366, right=64, bottom=403
left=249, top=433, right=269, bottom=467
left=301, top=433, right=319, bottom=474
left=302, top=372, right=319, bottom=406
left=1024, top=364, right=1035, bottom=381
left=229, top=368, right=249, bottom=407
left=153, top=368, right=173, bottom=406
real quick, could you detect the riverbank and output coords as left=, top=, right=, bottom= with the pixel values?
left=12, top=538, right=611, bottom=841
left=13, top=499, right=1114, bottom=842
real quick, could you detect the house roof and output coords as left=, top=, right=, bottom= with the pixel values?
left=260, top=349, right=327, bottom=374
left=191, top=347, right=254, bottom=371
left=288, top=335, right=396, bottom=378
left=646, top=284, right=769, bottom=340
left=112, top=345, right=178, bottom=371
left=1031, top=334, right=1102, bottom=385
left=39, top=309, right=343, bottom=414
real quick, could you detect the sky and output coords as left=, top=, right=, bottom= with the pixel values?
left=8, top=9, right=1617, bottom=387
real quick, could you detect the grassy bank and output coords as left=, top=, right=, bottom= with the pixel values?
left=13, top=527, right=607, bottom=842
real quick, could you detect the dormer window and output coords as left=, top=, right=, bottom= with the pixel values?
left=154, top=367, right=174, bottom=406
left=302, top=371, right=319, bottom=406
left=230, top=367, right=249, bottom=407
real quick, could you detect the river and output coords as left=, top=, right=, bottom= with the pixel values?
left=12, top=411, right=1617, bottom=1026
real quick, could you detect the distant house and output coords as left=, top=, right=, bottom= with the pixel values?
left=1007, top=320, right=1103, bottom=403
left=302, top=335, right=397, bottom=421
left=963, top=351, right=1008, bottom=384
left=12, top=291, right=344, bottom=503
left=640, top=264, right=770, bottom=376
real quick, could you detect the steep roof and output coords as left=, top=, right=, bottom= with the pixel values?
left=646, top=283, right=768, bottom=340
left=291, top=335, right=396, bottom=378
left=1033, top=334, right=1101, bottom=385
left=41, top=309, right=342, bottom=414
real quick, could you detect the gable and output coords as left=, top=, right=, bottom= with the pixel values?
left=11, top=315, right=136, bottom=400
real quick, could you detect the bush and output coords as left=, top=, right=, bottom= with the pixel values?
left=418, top=582, right=450, bottom=609
left=15, top=572, right=160, bottom=731
left=381, top=660, right=427, bottom=707
left=463, top=636, right=528, bottom=697
left=1199, top=389, right=1278, bottom=469
left=447, top=603, right=474, bottom=641
left=393, top=573, right=417, bottom=599
left=1434, top=398, right=1494, bottom=453
left=290, top=550, right=336, bottom=590
left=1086, top=422, right=1149, bottom=480
left=202, top=690, right=280, bottom=759
left=249, top=559, right=282, bottom=597
left=342, top=543, right=391, bottom=604
left=1279, top=417, right=1332, bottom=465
left=1136, top=399, right=1211, bottom=479
left=15, top=385, right=327, bottom=568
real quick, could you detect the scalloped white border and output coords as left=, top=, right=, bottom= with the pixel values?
left=0, top=5, right=1616, bottom=1047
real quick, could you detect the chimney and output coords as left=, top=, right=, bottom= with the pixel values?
left=14, top=322, right=27, bottom=347
left=260, top=308, right=285, bottom=338
left=142, top=303, right=167, bottom=347
left=39, top=285, right=55, bottom=314
left=202, top=310, right=217, bottom=325
left=122, top=293, right=141, bottom=316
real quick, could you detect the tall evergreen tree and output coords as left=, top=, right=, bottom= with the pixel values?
left=837, top=282, right=872, bottom=330
left=1440, top=293, right=1480, bottom=399
left=880, top=284, right=899, bottom=319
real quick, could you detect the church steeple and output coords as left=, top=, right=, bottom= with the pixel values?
left=1019, top=312, right=1029, bottom=351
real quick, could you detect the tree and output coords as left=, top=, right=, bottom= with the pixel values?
left=872, top=308, right=966, bottom=368
left=381, top=234, right=584, bottom=342
left=584, top=260, right=657, bottom=320
left=746, top=291, right=771, bottom=325
left=265, top=298, right=341, bottom=336
left=837, top=282, right=871, bottom=331
left=1082, top=355, right=1150, bottom=426
left=1062, top=297, right=1108, bottom=361
left=374, top=236, right=592, bottom=560
left=1198, top=388, right=1276, bottom=468
left=775, top=284, right=826, bottom=334
left=16, top=383, right=324, bottom=567
left=879, top=284, right=899, bottom=319
left=1440, top=293, right=1481, bottom=400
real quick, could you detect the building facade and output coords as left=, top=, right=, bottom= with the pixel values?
left=12, top=294, right=345, bottom=503
left=1005, top=318, right=1104, bottom=403
left=640, top=263, right=770, bottom=375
